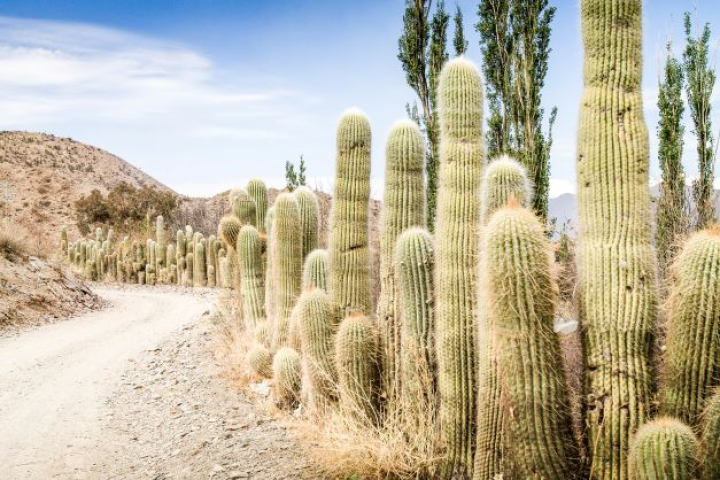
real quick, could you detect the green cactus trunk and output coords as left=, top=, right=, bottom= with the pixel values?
left=206, top=235, right=217, bottom=288
left=395, top=228, right=436, bottom=437
left=474, top=157, right=530, bottom=480
left=247, top=179, right=268, bottom=234
left=293, top=186, right=320, bottom=261
left=335, top=313, right=380, bottom=424
left=232, top=187, right=257, bottom=226
left=156, top=215, right=165, bottom=269
left=434, top=57, right=485, bottom=477
left=483, top=206, right=579, bottom=479
left=248, top=345, right=273, bottom=379
left=271, top=193, right=302, bottom=350
left=302, top=249, right=329, bottom=292
left=329, top=109, right=372, bottom=316
left=272, top=347, right=302, bottom=407
left=194, top=241, right=206, bottom=287
left=378, top=119, right=426, bottom=417
left=237, top=225, right=266, bottom=330
left=296, top=289, right=338, bottom=412
left=265, top=206, right=277, bottom=319
left=700, top=392, right=720, bottom=480
left=628, top=418, right=699, bottom=480
left=660, top=228, right=720, bottom=427
left=578, top=2, right=657, bottom=477
left=185, top=252, right=194, bottom=287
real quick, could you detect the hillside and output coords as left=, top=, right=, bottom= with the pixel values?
left=0, top=131, right=172, bottom=243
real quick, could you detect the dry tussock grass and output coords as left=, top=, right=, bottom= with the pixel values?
left=0, top=220, right=31, bottom=258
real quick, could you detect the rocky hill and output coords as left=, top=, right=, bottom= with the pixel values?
left=0, top=131, right=172, bottom=243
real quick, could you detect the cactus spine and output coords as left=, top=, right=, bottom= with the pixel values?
left=329, top=108, right=372, bottom=316
left=474, top=157, right=530, bottom=480
left=578, top=2, right=657, bottom=477
left=378, top=119, right=426, bottom=415
left=248, top=345, right=273, bottom=379
left=232, top=187, right=257, bottom=226
left=628, top=418, right=699, bottom=480
left=272, top=347, right=302, bottom=406
left=302, top=249, right=329, bottom=292
left=219, top=215, right=242, bottom=251
left=335, top=313, right=379, bottom=423
left=297, top=289, right=338, bottom=410
left=700, top=392, right=720, bottom=479
left=395, top=228, right=436, bottom=435
left=247, top=178, right=268, bottom=233
left=434, top=57, right=485, bottom=475
left=293, top=186, right=320, bottom=261
left=483, top=205, right=578, bottom=478
left=271, top=193, right=302, bottom=349
left=660, top=228, right=720, bottom=426
left=237, top=225, right=266, bottom=330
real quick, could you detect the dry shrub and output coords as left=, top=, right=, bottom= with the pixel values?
left=0, top=220, right=31, bottom=258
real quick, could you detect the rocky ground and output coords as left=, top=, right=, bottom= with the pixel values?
left=89, top=294, right=319, bottom=480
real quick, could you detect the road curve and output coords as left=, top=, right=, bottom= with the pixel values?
left=0, top=287, right=209, bottom=479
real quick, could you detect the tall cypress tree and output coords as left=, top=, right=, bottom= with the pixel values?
left=453, top=4, right=468, bottom=56
left=476, top=0, right=557, bottom=221
left=399, top=0, right=454, bottom=230
left=657, top=42, right=688, bottom=276
left=684, top=11, right=716, bottom=229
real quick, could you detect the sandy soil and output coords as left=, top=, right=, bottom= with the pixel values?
left=0, top=286, right=318, bottom=480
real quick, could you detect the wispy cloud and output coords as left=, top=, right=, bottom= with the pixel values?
left=0, top=16, right=309, bottom=130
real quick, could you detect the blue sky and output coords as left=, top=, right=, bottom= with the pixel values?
left=0, top=1, right=718, bottom=198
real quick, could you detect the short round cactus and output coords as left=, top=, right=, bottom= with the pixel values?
left=272, top=347, right=302, bottom=406
left=248, top=345, right=272, bottom=379
left=302, top=249, right=329, bottom=292
left=628, top=418, right=699, bottom=480
left=218, top=215, right=242, bottom=251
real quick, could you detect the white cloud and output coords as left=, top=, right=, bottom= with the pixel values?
left=0, top=16, right=307, bottom=128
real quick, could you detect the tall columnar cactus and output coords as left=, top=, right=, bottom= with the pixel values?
left=474, top=156, right=530, bottom=480
left=194, top=241, right=206, bottom=287
left=247, top=178, right=269, bottom=234
left=628, top=418, right=699, bottom=480
left=329, top=108, right=372, bottom=316
left=60, top=226, right=69, bottom=256
left=185, top=252, right=194, bottom=287
left=166, top=244, right=176, bottom=270
left=271, top=193, right=302, bottom=349
left=272, top=347, right=302, bottom=406
left=434, top=57, right=485, bottom=476
left=156, top=215, right=165, bottom=267
left=297, top=289, right=338, bottom=411
left=293, top=186, right=320, bottom=261
left=220, top=256, right=232, bottom=289
left=660, top=228, right=720, bottom=426
left=176, top=229, right=186, bottom=258
left=237, top=225, right=266, bottom=329
left=265, top=206, right=276, bottom=318
left=395, top=228, right=436, bottom=434
left=335, top=313, right=379, bottom=423
left=483, top=205, right=579, bottom=478
left=302, top=249, right=329, bottom=292
left=578, top=2, right=657, bottom=477
left=232, top=187, right=257, bottom=226
left=700, top=392, right=720, bottom=479
left=378, top=119, right=426, bottom=414
left=206, top=235, right=217, bottom=288
left=219, top=215, right=242, bottom=251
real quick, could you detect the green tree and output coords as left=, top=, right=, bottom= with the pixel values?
left=657, top=42, right=689, bottom=276
left=476, top=0, right=557, bottom=221
left=453, top=4, right=468, bottom=56
left=684, top=11, right=716, bottom=229
left=285, top=155, right=307, bottom=192
left=398, top=0, right=454, bottom=230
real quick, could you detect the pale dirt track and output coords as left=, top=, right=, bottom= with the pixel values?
left=0, top=286, right=317, bottom=480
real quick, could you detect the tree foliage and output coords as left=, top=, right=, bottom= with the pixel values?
left=657, top=42, right=688, bottom=275
left=477, top=0, right=556, bottom=221
left=683, top=11, right=717, bottom=229
left=74, top=183, right=178, bottom=235
left=285, top=155, right=307, bottom=192
left=398, top=0, right=454, bottom=230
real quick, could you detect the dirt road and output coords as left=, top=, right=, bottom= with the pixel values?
left=0, top=286, right=317, bottom=480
